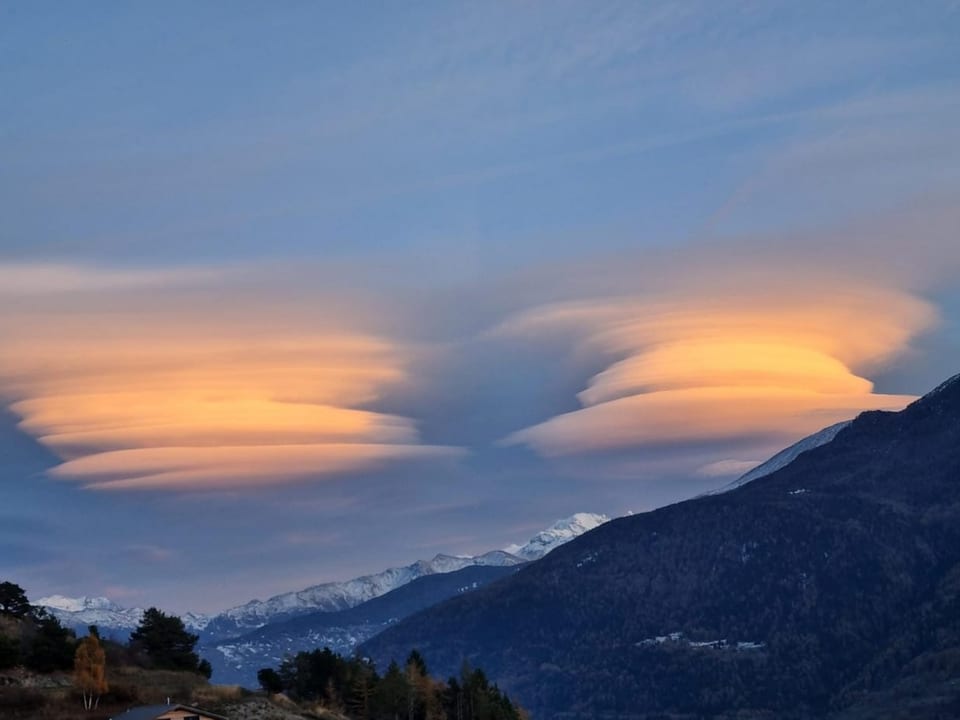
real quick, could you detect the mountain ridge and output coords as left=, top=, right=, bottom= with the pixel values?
left=206, top=563, right=523, bottom=686
left=706, top=419, right=853, bottom=495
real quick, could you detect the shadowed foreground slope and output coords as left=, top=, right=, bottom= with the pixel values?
left=362, top=375, right=960, bottom=719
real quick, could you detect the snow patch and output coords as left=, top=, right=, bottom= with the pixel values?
left=576, top=552, right=598, bottom=568
left=704, top=421, right=852, bottom=496
left=37, top=595, right=117, bottom=613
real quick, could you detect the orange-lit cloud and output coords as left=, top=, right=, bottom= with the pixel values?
left=502, top=277, right=936, bottom=457
left=0, top=265, right=458, bottom=491
left=0, top=256, right=945, bottom=492
left=49, top=444, right=460, bottom=491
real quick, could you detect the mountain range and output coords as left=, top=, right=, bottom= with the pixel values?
left=362, top=373, right=960, bottom=719
left=37, top=512, right=608, bottom=644
left=206, top=563, right=522, bottom=686
left=33, top=594, right=150, bottom=640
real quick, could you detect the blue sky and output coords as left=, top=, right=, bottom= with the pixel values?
left=2, top=1, right=959, bottom=612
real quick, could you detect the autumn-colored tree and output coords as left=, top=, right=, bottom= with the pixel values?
left=74, top=634, right=108, bottom=711
left=405, top=655, right=421, bottom=720
left=417, top=670, right=443, bottom=720
left=406, top=650, right=442, bottom=720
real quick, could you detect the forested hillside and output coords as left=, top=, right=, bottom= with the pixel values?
left=363, top=375, right=960, bottom=719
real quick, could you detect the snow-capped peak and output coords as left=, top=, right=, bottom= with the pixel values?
left=504, top=512, right=610, bottom=561
left=36, top=594, right=212, bottom=636
left=36, top=595, right=119, bottom=613
left=182, top=611, right=213, bottom=631
left=35, top=595, right=148, bottom=638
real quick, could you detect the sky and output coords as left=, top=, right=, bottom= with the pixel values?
left=2, top=1, right=960, bottom=614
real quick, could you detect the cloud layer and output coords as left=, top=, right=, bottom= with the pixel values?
left=0, top=247, right=947, bottom=493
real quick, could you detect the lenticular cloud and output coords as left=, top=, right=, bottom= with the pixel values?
left=0, top=265, right=458, bottom=491
left=501, top=277, right=935, bottom=456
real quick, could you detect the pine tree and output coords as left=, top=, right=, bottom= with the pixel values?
left=74, top=633, right=108, bottom=710
left=25, top=609, right=75, bottom=672
left=0, top=581, right=31, bottom=618
left=377, top=660, right=410, bottom=720
left=258, top=667, right=284, bottom=694
left=130, top=607, right=203, bottom=672
left=348, top=667, right=375, bottom=720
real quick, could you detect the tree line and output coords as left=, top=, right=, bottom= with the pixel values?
left=0, top=580, right=211, bottom=711
left=257, top=647, right=524, bottom=720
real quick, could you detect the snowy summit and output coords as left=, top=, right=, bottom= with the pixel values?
left=504, top=512, right=610, bottom=561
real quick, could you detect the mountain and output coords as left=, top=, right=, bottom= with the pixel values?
left=201, top=550, right=524, bottom=640
left=362, top=374, right=960, bottom=719
left=503, top=512, right=608, bottom=560
left=206, top=563, right=521, bottom=686
left=37, top=594, right=211, bottom=639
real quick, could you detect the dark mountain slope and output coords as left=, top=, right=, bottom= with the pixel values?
left=207, top=563, right=521, bottom=686
left=361, top=374, right=960, bottom=719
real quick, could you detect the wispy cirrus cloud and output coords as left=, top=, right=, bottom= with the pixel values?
left=0, top=263, right=228, bottom=295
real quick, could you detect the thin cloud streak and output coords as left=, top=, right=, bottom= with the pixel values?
left=0, top=263, right=228, bottom=294
left=51, top=444, right=463, bottom=492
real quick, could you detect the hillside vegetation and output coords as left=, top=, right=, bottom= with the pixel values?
left=0, top=581, right=219, bottom=719
left=0, top=580, right=522, bottom=720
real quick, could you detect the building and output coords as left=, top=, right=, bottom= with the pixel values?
left=110, top=703, right=228, bottom=720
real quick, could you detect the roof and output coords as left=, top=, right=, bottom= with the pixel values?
left=111, top=703, right=228, bottom=720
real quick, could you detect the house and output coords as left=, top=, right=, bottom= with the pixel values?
left=110, top=703, right=228, bottom=720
